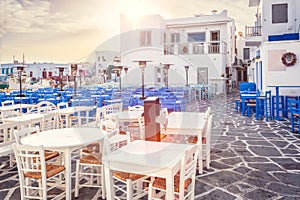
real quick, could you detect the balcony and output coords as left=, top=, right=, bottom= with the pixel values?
left=245, top=25, right=262, bottom=37
left=163, top=41, right=227, bottom=55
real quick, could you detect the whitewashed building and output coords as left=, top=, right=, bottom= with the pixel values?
left=92, top=10, right=236, bottom=94
left=237, top=0, right=300, bottom=92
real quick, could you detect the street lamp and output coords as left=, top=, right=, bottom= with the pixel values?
left=102, top=69, right=107, bottom=83
left=162, top=63, right=173, bottom=89
left=113, top=65, right=123, bottom=90
left=55, top=66, right=67, bottom=91
left=185, top=65, right=189, bottom=86
left=124, top=67, right=128, bottom=85
left=133, top=60, right=152, bottom=99
left=16, top=65, right=25, bottom=97
left=71, top=64, right=78, bottom=98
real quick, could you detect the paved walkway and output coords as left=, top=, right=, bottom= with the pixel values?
left=1, top=91, right=300, bottom=199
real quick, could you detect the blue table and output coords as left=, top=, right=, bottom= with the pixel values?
left=267, top=86, right=300, bottom=120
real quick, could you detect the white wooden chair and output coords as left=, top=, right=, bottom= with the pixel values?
left=57, top=102, right=79, bottom=128
left=1, top=100, right=19, bottom=118
left=103, top=135, right=149, bottom=200
left=13, top=126, right=61, bottom=164
left=0, top=122, right=20, bottom=167
left=74, top=119, right=131, bottom=199
left=187, top=114, right=213, bottom=172
left=28, top=101, right=57, bottom=114
left=148, top=144, right=199, bottom=200
left=13, top=143, right=66, bottom=200
left=1, top=100, right=14, bottom=107
left=101, top=103, right=123, bottom=120
left=128, top=105, right=144, bottom=111
left=41, top=113, right=57, bottom=131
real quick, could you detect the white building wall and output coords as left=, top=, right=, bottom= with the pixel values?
left=257, top=40, right=300, bottom=95
left=261, top=0, right=300, bottom=42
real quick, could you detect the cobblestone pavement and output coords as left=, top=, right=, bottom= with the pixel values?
left=1, top=91, right=300, bottom=199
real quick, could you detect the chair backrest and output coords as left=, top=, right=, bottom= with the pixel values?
left=202, top=114, right=212, bottom=140
left=2, top=100, right=14, bottom=107
left=101, top=119, right=119, bottom=137
left=128, top=105, right=144, bottom=111
left=57, top=102, right=68, bottom=110
left=178, top=144, right=199, bottom=199
left=100, top=103, right=123, bottom=119
left=42, top=113, right=57, bottom=131
left=205, top=107, right=211, bottom=119
left=36, top=101, right=57, bottom=113
left=0, top=122, right=20, bottom=148
left=12, top=143, right=48, bottom=199
left=13, top=126, right=40, bottom=145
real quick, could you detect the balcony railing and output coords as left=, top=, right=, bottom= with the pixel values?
left=163, top=41, right=227, bottom=55
left=245, top=25, right=262, bottom=37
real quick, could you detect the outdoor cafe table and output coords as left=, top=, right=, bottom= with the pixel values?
left=240, top=94, right=257, bottom=115
left=0, top=103, right=34, bottom=117
left=1, top=113, right=44, bottom=126
left=21, top=127, right=105, bottom=200
left=102, top=140, right=194, bottom=200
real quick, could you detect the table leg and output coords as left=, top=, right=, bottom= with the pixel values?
left=65, top=149, right=72, bottom=199
left=166, top=172, right=174, bottom=200
left=104, top=164, right=113, bottom=200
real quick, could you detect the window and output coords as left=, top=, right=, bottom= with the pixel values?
left=163, top=32, right=167, bottom=43
left=272, top=4, right=288, bottom=24
left=243, top=48, right=250, bottom=60
left=170, top=33, right=180, bottom=43
left=188, top=32, right=206, bottom=42
left=140, top=31, right=151, bottom=46
left=210, top=31, right=220, bottom=41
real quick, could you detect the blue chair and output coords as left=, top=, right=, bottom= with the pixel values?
left=265, top=90, right=273, bottom=121
left=289, top=99, right=300, bottom=133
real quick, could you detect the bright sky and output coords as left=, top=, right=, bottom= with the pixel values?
left=0, top=0, right=256, bottom=64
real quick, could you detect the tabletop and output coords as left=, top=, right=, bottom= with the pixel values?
left=113, top=110, right=143, bottom=121
left=2, top=113, right=44, bottom=123
left=166, top=112, right=206, bottom=131
left=0, top=103, right=34, bottom=111
left=102, top=140, right=194, bottom=199
left=21, top=127, right=104, bottom=148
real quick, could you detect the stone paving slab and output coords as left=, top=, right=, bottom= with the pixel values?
left=1, top=91, right=300, bottom=199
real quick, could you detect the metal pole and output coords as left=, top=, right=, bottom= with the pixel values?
left=141, top=68, right=145, bottom=99
left=19, top=70, right=22, bottom=97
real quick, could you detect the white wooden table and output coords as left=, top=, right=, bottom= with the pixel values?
left=21, top=127, right=105, bottom=200
left=166, top=112, right=206, bottom=135
left=1, top=113, right=44, bottom=127
left=0, top=104, right=34, bottom=118
left=102, top=140, right=194, bottom=200
left=113, top=110, right=143, bottom=122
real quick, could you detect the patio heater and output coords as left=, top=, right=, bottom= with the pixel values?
left=71, top=64, right=78, bottom=98
left=102, top=69, right=107, bottom=83
left=16, top=65, right=25, bottom=97
left=124, top=67, right=128, bottom=85
left=79, top=69, right=83, bottom=86
left=133, top=60, right=152, bottom=100
left=162, top=63, right=173, bottom=89
left=113, top=65, right=123, bottom=90
left=55, top=66, right=67, bottom=91
left=185, top=65, right=189, bottom=86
